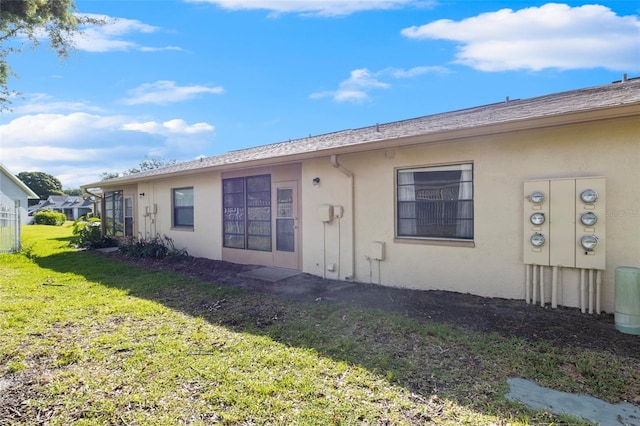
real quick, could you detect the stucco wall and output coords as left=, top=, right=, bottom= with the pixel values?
left=0, top=173, right=32, bottom=225
left=300, top=116, right=639, bottom=313
left=136, top=173, right=222, bottom=260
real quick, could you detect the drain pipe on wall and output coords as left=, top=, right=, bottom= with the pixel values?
left=331, top=154, right=355, bottom=281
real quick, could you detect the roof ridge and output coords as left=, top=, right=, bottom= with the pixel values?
left=87, top=78, right=640, bottom=188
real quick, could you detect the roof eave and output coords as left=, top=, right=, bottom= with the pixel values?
left=0, top=162, right=39, bottom=199
left=82, top=102, right=640, bottom=190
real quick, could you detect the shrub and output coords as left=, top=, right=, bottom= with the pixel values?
left=33, top=210, right=67, bottom=226
left=70, top=216, right=118, bottom=249
left=118, top=234, right=189, bottom=260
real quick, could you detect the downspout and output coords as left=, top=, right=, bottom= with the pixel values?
left=331, top=154, right=355, bottom=280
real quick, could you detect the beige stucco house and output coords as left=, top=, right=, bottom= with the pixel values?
left=82, top=79, right=640, bottom=314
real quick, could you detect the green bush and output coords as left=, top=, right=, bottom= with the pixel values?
left=70, top=216, right=118, bottom=249
left=118, top=234, right=189, bottom=259
left=33, top=210, right=67, bottom=226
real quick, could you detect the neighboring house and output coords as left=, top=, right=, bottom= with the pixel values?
left=0, top=163, right=39, bottom=253
left=29, top=195, right=95, bottom=221
left=82, top=78, right=640, bottom=314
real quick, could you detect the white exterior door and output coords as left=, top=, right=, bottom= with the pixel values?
left=124, top=197, right=134, bottom=237
left=273, top=181, right=299, bottom=269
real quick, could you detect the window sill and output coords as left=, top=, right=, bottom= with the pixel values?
left=171, top=226, right=194, bottom=232
left=393, top=237, right=475, bottom=248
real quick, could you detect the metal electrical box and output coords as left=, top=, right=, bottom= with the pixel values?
left=523, top=177, right=606, bottom=270
left=523, top=180, right=550, bottom=265
left=319, top=204, right=334, bottom=222
left=549, top=179, right=576, bottom=267
left=575, top=177, right=606, bottom=270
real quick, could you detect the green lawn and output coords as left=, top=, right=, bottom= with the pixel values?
left=1, top=224, right=636, bottom=425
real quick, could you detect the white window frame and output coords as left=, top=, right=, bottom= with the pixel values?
left=172, top=187, right=194, bottom=229
left=396, top=163, right=473, bottom=241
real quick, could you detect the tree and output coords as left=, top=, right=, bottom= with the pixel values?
left=100, top=172, right=120, bottom=181
left=16, top=171, right=64, bottom=199
left=124, top=157, right=177, bottom=175
left=63, top=188, right=82, bottom=196
left=0, top=0, right=101, bottom=108
left=101, top=157, right=177, bottom=181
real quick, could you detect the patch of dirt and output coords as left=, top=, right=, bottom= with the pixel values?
left=104, top=253, right=640, bottom=358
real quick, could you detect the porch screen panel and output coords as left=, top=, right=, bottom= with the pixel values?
left=104, top=190, right=124, bottom=237
left=223, top=178, right=246, bottom=249
left=246, top=175, right=271, bottom=251
left=223, top=175, right=271, bottom=251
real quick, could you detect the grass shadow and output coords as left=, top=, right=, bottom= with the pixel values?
left=30, top=249, right=634, bottom=424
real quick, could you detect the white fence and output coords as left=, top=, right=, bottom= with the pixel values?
left=0, top=194, right=20, bottom=253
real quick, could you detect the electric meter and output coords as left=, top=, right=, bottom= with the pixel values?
left=530, top=233, right=546, bottom=247
left=530, top=212, right=545, bottom=225
left=580, top=212, right=598, bottom=226
left=528, top=191, right=545, bottom=204
left=580, top=235, right=598, bottom=251
left=580, top=189, right=598, bottom=204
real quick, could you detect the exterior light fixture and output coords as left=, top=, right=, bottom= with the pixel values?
left=580, top=189, right=598, bottom=204
left=139, top=192, right=145, bottom=198
left=580, top=212, right=598, bottom=227
left=530, top=212, right=546, bottom=225
left=312, top=177, right=320, bottom=187
left=580, top=235, right=598, bottom=251
left=530, top=233, right=546, bottom=247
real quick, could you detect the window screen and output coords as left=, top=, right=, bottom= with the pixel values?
left=173, top=187, right=194, bottom=228
left=223, top=175, right=271, bottom=251
left=397, top=164, right=473, bottom=239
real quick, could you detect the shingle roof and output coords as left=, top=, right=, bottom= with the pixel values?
left=87, top=79, right=640, bottom=187
left=29, top=195, right=94, bottom=212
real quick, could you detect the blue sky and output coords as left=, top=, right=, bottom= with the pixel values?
left=1, top=1, right=639, bottom=189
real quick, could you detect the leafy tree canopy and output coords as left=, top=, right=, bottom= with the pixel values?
left=63, top=188, right=82, bottom=196
left=126, top=157, right=177, bottom=175
left=101, top=157, right=177, bottom=181
left=16, top=171, right=64, bottom=199
left=0, top=0, right=101, bottom=108
left=100, top=172, right=120, bottom=181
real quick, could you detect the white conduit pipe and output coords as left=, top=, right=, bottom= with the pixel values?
left=532, top=265, right=538, bottom=305
left=596, top=270, right=602, bottom=314
left=588, top=269, right=595, bottom=314
left=580, top=269, right=586, bottom=314
left=330, top=155, right=355, bottom=281
left=539, top=265, right=545, bottom=307
left=525, top=264, right=531, bottom=304
left=552, top=266, right=559, bottom=309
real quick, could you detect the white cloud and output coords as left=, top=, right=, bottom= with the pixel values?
left=8, top=94, right=105, bottom=115
left=0, top=113, right=127, bottom=146
left=122, top=81, right=224, bottom=105
left=186, top=0, right=435, bottom=17
left=401, top=3, right=640, bottom=72
left=122, top=119, right=215, bottom=135
left=310, top=65, right=448, bottom=103
left=0, top=112, right=216, bottom=188
left=74, top=14, right=181, bottom=53
left=387, top=65, right=450, bottom=78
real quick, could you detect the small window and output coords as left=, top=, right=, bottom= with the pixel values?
left=397, top=163, right=473, bottom=240
left=173, top=187, right=194, bottom=228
